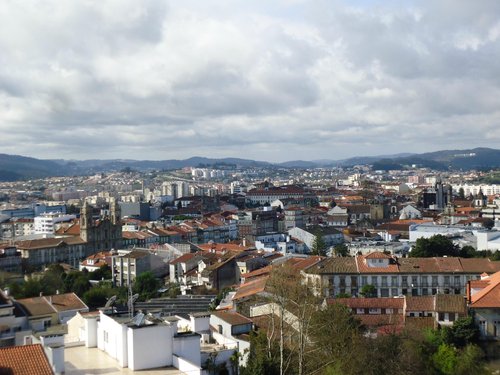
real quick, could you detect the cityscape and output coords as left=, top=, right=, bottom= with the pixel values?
left=1, top=1, right=500, bottom=375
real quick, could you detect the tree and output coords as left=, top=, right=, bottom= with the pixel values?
left=133, top=272, right=160, bottom=301
left=458, top=245, right=476, bottom=258
left=83, top=287, right=111, bottom=309
left=458, top=187, right=465, bottom=200
left=482, top=218, right=495, bottom=230
left=333, top=244, right=349, bottom=257
left=309, top=302, right=362, bottom=374
left=311, top=231, right=327, bottom=256
left=360, top=284, right=376, bottom=298
left=410, top=235, right=458, bottom=257
left=442, top=316, right=480, bottom=348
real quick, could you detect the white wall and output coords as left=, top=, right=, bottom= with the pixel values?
left=173, top=334, right=201, bottom=366
left=98, top=313, right=128, bottom=367
left=127, top=324, right=173, bottom=371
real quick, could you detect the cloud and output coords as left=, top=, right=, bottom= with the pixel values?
left=0, top=0, right=499, bottom=162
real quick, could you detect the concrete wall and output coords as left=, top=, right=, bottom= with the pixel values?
left=98, top=313, right=128, bottom=367
left=127, top=324, right=173, bottom=370
left=173, top=354, right=204, bottom=375
left=173, top=334, right=201, bottom=366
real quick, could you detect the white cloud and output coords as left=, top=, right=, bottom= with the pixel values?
left=0, top=0, right=499, bottom=162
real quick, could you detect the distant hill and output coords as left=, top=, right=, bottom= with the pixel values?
left=1, top=148, right=500, bottom=181
left=364, top=148, right=500, bottom=171
left=0, top=154, right=66, bottom=181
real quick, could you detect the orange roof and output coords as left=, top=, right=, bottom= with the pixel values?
left=0, top=344, right=53, bottom=375
left=332, top=297, right=404, bottom=309
left=241, top=265, right=273, bottom=281
left=197, top=243, right=252, bottom=253
left=470, top=271, right=500, bottom=308
left=233, top=276, right=269, bottom=300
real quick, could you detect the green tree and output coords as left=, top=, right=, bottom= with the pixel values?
left=310, top=302, right=361, bottom=366
left=482, top=218, right=495, bottom=230
left=442, top=316, right=480, bottom=348
left=458, top=245, right=476, bottom=258
left=89, top=264, right=112, bottom=281
left=432, top=344, right=458, bottom=375
left=410, top=235, right=458, bottom=257
left=133, top=272, right=160, bottom=301
left=333, top=243, right=349, bottom=257
left=311, top=231, right=327, bottom=256
left=360, top=284, right=376, bottom=298
left=458, top=187, right=465, bottom=199
left=83, top=287, right=112, bottom=309
left=240, top=330, right=280, bottom=375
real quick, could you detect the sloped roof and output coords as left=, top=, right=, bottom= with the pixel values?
left=213, top=311, right=253, bottom=326
left=435, top=294, right=467, bottom=314
left=306, top=257, right=357, bottom=274
left=332, top=297, right=404, bottom=309
left=233, top=276, right=269, bottom=300
left=405, top=296, right=435, bottom=311
left=470, top=271, right=500, bottom=308
left=0, top=344, right=53, bottom=375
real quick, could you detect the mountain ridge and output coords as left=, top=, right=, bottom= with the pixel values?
left=1, top=148, right=500, bottom=181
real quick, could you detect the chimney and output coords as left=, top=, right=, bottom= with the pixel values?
left=242, top=238, right=246, bottom=247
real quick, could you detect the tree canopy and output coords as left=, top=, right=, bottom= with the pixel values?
left=410, top=235, right=459, bottom=257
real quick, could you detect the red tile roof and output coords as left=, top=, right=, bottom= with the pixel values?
left=233, top=276, right=269, bottom=300
left=331, top=297, right=404, bottom=309
left=213, top=311, right=253, bottom=326
left=0, top=344, right=53, bottom=375
left=470, top=271, right=500, bottom=308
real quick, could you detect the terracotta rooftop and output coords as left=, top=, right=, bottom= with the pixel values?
left=169, top=252, right=199, bottom=265
left=332, top=297, right=404, bottom=310
left=470, top=270, right=500, bottom=308
left=18, top=293, right=87, bottom=316
left=233, top=276, right=269, bottom=300
left=435, top=294, right=467, bottom=314
left=0, top=344, right=53, bottom=375
left=405, top=295, right=435, bottom=311
left=213, top=311, right=253, bottom=326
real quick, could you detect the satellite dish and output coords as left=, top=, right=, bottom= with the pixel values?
left=132, top=312, right=145, bottom=327
left=104, top=295, right=117, bottom=308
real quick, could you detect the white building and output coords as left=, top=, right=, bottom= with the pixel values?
left=34, top=213, right=76, bottom=234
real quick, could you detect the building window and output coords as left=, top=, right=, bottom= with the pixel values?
left=369, top=308, right=380, bottom=314
left=494, top=321, right=500, bottom=337
left=218, top=325, right=223, bottom=334
left=438, top=313, right=445, bottom=321
left=432, top=276, right=438, bottom=287
left=391, top=276, right=397, bottom=286
left=356, top=308, right=364, bottom=315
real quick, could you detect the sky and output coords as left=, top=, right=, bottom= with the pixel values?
left=1, top=0, right=500, bottom=162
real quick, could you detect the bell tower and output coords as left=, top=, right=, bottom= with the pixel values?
left=80, top=201, right=94, bottom=242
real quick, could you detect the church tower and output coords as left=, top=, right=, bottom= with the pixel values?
left=80, top=201, right=94, bottom=242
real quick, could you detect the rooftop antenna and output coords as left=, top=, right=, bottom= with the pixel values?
left=128, top=293, right=139, bottom=318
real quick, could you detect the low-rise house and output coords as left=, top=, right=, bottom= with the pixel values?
left=468, top=271, right=500, bottom=339
left=288, top=226, right=344, bottom=254
left=79, top=251, right=112, bottom=272
left=17, top=293, right=89, bottom=330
